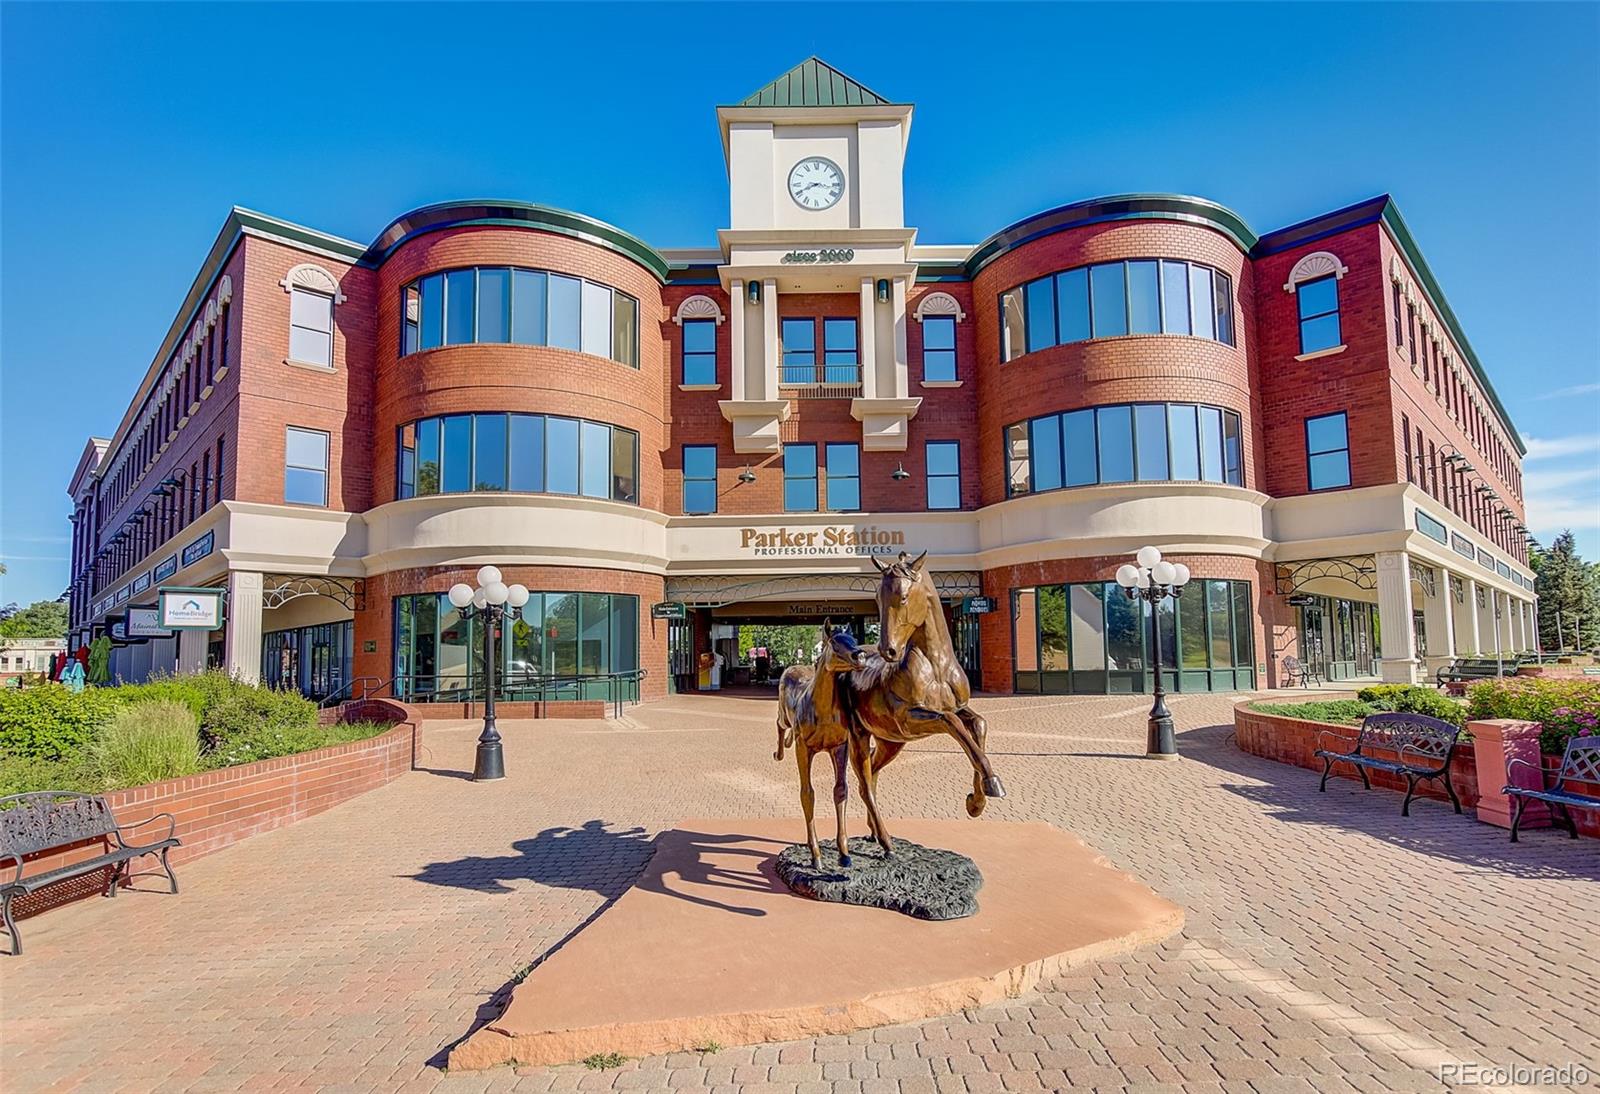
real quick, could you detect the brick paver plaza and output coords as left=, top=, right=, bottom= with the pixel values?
left=2, top=692, right=1596, bottom=1092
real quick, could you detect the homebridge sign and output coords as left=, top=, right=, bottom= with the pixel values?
left=739, top=525, right=907, bottom=557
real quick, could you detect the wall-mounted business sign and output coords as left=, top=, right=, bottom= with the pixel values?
left=961, top=596, right=996, bottom=615
left=131, top=573, right=150, bottom=595
left=651, top=602, right=688, bottom=620
left=181, top=530, right=215, bottom=568
left=159, top=586, right=225, bottom=630
left=153, top=556, right=178, bottom=582
left=739, top=525, right=908, bottom=557
left=1286, top=594, right=1317, bottom=608
left=126, top=605, right=171, bottom=638
left=781, top=248, right=854, bottom=264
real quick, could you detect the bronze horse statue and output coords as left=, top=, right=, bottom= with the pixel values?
left=775, top=625, right=868, bottom=868
left=839, top=551, right=1005, bottom=856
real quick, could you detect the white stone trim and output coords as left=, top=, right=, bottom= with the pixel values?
left=1282, top=251, right=1348, bottom=293
left=216, top=274, right=234, bottom=304
left=913, top=291, right=966, bottom=323
left=280, top=263, right=346, bottom=304
left=673, top=294, right=725, bottom=325
left=1293, top=345, right=1348, bottom=363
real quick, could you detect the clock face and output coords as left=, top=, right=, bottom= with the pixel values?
left=788, top=157, right=844, bottom=210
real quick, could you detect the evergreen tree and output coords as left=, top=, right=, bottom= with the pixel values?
left=1532, top=531, right=1600, bottom=652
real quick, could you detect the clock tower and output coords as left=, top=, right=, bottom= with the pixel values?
left=714, top=58, right=921, bottom=453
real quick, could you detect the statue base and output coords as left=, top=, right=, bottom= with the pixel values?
left=775, top=837, right=983, bottom=920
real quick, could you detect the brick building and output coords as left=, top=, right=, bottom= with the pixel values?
left=64, top=59, right=1537, bottom=703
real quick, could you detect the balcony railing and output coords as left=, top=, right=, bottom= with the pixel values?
left=779, top=361, right=862, bottom=400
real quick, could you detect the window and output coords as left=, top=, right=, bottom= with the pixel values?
left=1305, top=412, right=1351, bottom=491
left=682, top=319, right=717, bottom=386
left=683, top=445, right=717, bottom=514
left=824, top=443, right=860, bottom=511
left=1393, top=282, right=1404, bottom=346
left=1296, top=275, right=1340, bottom=354
left=784, top=444, right=818, bottom=512
left=781, top=318, right=815, bottom=384
left=400, top=266, right=638, bottom=367
left=1005, top=402, right=1245, bottom=496
left=1000, top=259, right=1235, bottom=361
left=285, top=427, right=329, bottom=506
left=823, top=319, right=858, bottom=384
left=396, top=412, right=638, bottom=504
left=922, top=316, right=956, bottom=382
left=926, top=441, right=961, bottom=509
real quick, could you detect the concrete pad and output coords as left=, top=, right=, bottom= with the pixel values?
left=449, top=818, right=1182, bottom=1070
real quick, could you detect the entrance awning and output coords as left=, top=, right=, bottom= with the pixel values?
left=666, top=570, right=981, bottom=607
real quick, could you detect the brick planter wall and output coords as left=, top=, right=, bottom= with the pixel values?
left=1232, top=702, right=1598, bottom=837
left=12, top=701, right=422, bottom=921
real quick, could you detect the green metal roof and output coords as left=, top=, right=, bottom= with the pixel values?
left=736, top=57, right=897, bottom=108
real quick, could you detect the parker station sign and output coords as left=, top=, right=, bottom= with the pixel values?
left=739, top=525, right=907, bottom=557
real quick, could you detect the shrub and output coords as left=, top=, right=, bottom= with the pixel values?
left=202, top=687, right=321, bottom=767
left=1355, top=684, right=1466, bottom=727
left=1250, top=699, right=1375, bottom=726
left=91, top=701, right=202, bottom=788
left=1467, top=677, right=1600, bottom=754
left=0, top=685, right=122, bottom=761
left=0, top=754, right=94, bottom=796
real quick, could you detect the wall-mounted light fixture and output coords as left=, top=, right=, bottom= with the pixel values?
left=747, top=281, right=761, bottom=305
left=876, top=278, right=890, bottom=304
left=737, top=465, right=757, bottom=484
left=891, top=462, right=910, bottom=481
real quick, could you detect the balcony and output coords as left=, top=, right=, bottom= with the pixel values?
left=779, top=361, right=862, bottom=400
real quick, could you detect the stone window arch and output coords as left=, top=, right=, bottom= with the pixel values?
left=673, top=294, right=725, bottom=326
left=1281, top=250, right=1348, bottom=294
left=913, top=291, right=966, bottom=323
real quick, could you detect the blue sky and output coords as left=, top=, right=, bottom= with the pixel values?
left=2, top=2, right=1597, bottom=608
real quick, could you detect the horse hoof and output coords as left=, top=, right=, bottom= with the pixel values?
left=838, top=853, right=851, bottom=868
left=966, top=792, right=986, bottom=818
left=983, top=776, right=1007, bottom=798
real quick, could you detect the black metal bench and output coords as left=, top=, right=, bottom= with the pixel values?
left=1505, top=737, right=1600, bottom=842
left=0, top=791, right=180, bottom=955
left=1315, top=712, right=1463, bottom=816
left=1283, top=655, right=1322, bottom=688
left=1434, top=658, right=1503, bottom=689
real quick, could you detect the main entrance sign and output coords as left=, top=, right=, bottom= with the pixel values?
left=740, top=525, right=907, bottom=557
left=780, top=248, right=854, bottom=264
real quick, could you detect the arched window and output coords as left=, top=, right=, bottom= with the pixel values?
left=1283, top=251, right=1347, bottom=357
left=281, top=264, right=344, bottom=368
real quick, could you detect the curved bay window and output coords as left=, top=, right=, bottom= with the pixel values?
left=400, top=266, right=639, bottom=368
left=1000, top=258, right=1234, bottom=362
left=1006, top=402, right=1243, bottom=496
left=1012, top=579, right=1254, bottom=694
left=393, top=591, right=639, bottom=702
left=397, top=412, right=638, bottom=504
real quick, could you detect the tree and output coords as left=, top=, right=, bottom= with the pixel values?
left=0, top=599, right=68, bottom=640
left=1532, top=531, right=1600, bottom=653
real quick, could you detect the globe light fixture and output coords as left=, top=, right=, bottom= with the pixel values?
left=452, top=567, right=530, bottom=781
left=1114, top=545, right=1191, bottom=760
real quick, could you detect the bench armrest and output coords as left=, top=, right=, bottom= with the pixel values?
left=1316, top=728, right=1358, bottom=754
left=0, top=850, right=21, bottom=888
left=1398, top=742, right=1449, bottom=769
left=113, top=812, right=176, bottom=849
left=1505, top=756, right=1543, bottom=784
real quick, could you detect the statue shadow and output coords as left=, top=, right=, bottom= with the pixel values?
left=417, top=819, right=790, bottom=1069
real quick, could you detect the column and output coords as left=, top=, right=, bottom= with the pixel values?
left=859, top=277, right=878, bottom=399
left=728, top=279, right=745, bottom=401
left=176, top=628, right=208, bottom=675
left=1421, top=565, right=1455, bottom=663
left=761, top=278, right=778, bottom=401
left=1509, top=597, right=1524, bottom=652
left=891, top=277, right=909, bottom=398
left=1375, top=551, right=1419, bottom=682
left=225, top=570, right=264, bottom=685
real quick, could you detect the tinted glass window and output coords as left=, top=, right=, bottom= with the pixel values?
left=545, top=417, right=579, bottom=494
left=782, top=317, right=815, bottom=383
left=284, top=427, right=328, bottom=506
left=1214, top=272, right=1234, bottom=345
left=547, top=275, right=581, bottom=350
left=926, top=441, right=960, bottom=510
left=1063, top=408, right=1097, bottom=486
left=580, top=281, right=612, bottom=359
left=1006, top=421, right=1031, bottom=495
left=1096, top=406, right=1134, bottom=483
left=825, top=443, right=860, bottom=511
left=445, top=271, right=475, bottom=345
left=1297, top=276, right=1341, bottom=354
left=416, top=418, right=440, bottom=494
left=1134, top=404, right=1168, bottom=481
left=1056, top=267, right=1090, bottom=343
left=441, top=415, right=472, bottom=493
left=1031, top=415, right=1062, bottom=492
left=580, top=420, right=610, bottom=498
left=511, top=270, right=546, bottom=345
left=1199, top=406, right=1224, bottom=481
left=477, top=269, right=510, bottom=343
left=922, top=315, right=956, bottom=382
left=1305, top=411, right=1351, bottom=490
left=473, top=412, right=508, bottom=491
left=509, top=414, right=542, bottom=492
left=1000, top=288, right=1025, bottom=362
left=612, top=293, right=638, bottom=368
left=289, top=290, right=333, bottom=366
left=1127, top=261, right=1160, bottom=334
left=1160, top=260, right=1190, bottom=335
left=611, top=427, right=637, bottom=503
left=1223, top=411, right=1243, bottom=485
left=1090, top=263, right=1127, bottom=337
left=784, top=444, right=818, bottom=511
left=419, top=274, right=444, bottom=349
left=1189, top=265, right=1215, bottom=341
left=683, top=318, right=717, bottom=385
left=1024, top=277, right=1056, bottom=353
left=683, top=445, right=717, bottom=514
left=1168, top=404, right=1200, bottom=480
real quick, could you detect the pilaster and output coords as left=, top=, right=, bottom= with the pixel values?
left=225, top=570, right=264, bottom=685
left=1375, top=551, right=1419, bottom=682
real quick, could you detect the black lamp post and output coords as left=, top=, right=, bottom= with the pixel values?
left=448, top=566, right=529, bottom=782
left=1115, top=546, right=1191, bottom=760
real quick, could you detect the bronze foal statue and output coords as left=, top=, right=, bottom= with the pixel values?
left=775, top=626, right=868, bottom=868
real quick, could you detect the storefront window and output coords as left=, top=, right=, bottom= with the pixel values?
left=393, top=591, right=638, bottom=701
left=397, top=412, right=638, bottom=504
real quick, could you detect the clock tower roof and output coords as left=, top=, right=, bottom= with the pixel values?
left=732, top=56, right=900, bottom=109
